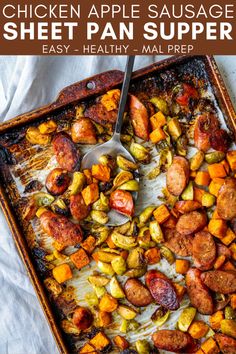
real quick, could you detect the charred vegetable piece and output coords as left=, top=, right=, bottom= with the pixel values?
left=129, top=142, right=150, bottom=163
left=177, top=307, right=196, bottom=332
left=53, top=133, right=80, bottom=172
left=110, top=190, right=134, bottom=217
left=40, top=210, right=83, bottom=246
left=151, top=307, right=170, bottom=327
left=129, top=94, right=150, bottom=141
left=117, top=155, right=138, bottom=171
left=210, top=129, right=231, bottom=153
left=38, top=120, right=57, bottom=134
left=26, top=127, right=51, bottom=145
left=69, top=172, right=86, bottom=195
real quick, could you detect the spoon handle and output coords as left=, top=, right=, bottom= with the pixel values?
left=114, top=56, right=135, bottom=136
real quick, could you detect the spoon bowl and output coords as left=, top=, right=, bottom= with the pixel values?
left=81, top=56, right=137, bottom=226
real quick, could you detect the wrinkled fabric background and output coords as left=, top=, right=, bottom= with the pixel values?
left=0, top=56, right=235, bottom=354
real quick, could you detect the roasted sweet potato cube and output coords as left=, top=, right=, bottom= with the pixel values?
left=221, top=228, right=236, bottom=246
left=208, top=219, right=227, bottom=239
left=98, top=311, right=112, bottom=327
left=99, top=294, right=118, bottom=312
left=81, top=236, right=96, bottom=254
left=214, top=255, right=226, bottom=269
left=52, top=264, right=72, bottom=284
left=83, top=169, right=93, bottom=184
left=153, top=204, right=170, bottom=224
left=194, top=187, right=204, bottom=204
left=80, top=343, right=97, bottom=354
left=150, top=111, right=167, bottom=130
left=201, top=338, right=220, bottom=354
left=209, top=178, right=225, bottom=197
left=230, top=294, right=236, bottom=310
left=113, top=335, right=129, bottom=350
left=53, top=241, right=65, bottom=252
left=89, top=331, right=110, bottom=351
left=195, top=171, right=211, bottom=186
left=144, top=248, right=161, bottom=264
left=92, top=164, right=111, bottom=182
left=188, top=321, right=209, bottom=339
left=70, top=249, right=90, bottom=269
left=210, top=310, right=224, bottom=330
left=149, top=127, right=166, bottom=144
left=175, top=259, right=190, bottom=274
left=173, top=283, right=186, bottom=302
left=227, top=150, right=236, bottom=171
left=208, top=163, right=227, bottom=179
left=82, top=183, right=99, bottom=205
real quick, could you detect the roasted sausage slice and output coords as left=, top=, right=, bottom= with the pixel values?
left=52, top=133, right=80, bottom=172
left=217, top=178, right=236, bottom=220
left=164, top=228, right=193, bottom=257
left=84, top=102, right=117, bottom=126
left=40, top=210, right=83, bottom=246
left=129, top=94, right=150, bottom=141
left=124, top=278, right=153, bottom=307
left=192, top=231, right=216, bottom=270
left=70, top=194, right=90, bottom=221
left=166, top=156, right=189, bottom=196
left=152, top=330, right=196, bottom=353
left=194, top=114, right=220, bottom=152
left=71, top=118, right=97, bottom=144
left=186, top=268, right=214, bottom=315
left=176, top=211, right=207, bottom=235
left=145, top=270, right=179, bottom=310
left=209, top=129, right=231, bottom=153
left=45, top=168, right=70, bottom=195
left=214, top=333, right=236, bottom=354
left=72, top=307, right=93, bottom=330
left=201, top=270, right=236, bottom=294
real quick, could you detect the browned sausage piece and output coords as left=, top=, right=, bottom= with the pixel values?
left=176, top=211, right=207, bottom=235
left=201, top=270, right=236, bottom=294
left=166, top=156, right=189, bottom=196
left=192, top=231, right=216, bottom=270
left=45, top=168, right=70, bottom=196
left=217, top=178, right=236, bottom=220
left=70, top=194, right=90, bottom=221
left=194, top=114, right=220, bottom=152
left=145, top=270, right=179, bottom=310
left=214, top=333, right=236, bottom=354
left=40, top=210, right=83, bottom=246
left=186, top=268, right=214, bottom=315
left=71, top=118, right=97, bottom=144
left=72, top=307, right=93, bottom=330
left=129, top=94, right=150, bottom=141
left=164, top=228, right=193, bottom=257
left=52, top=133, right=80, bottom=172
left=152, top=330, right=196, bottom=353
left=124, top=278, right=153, bottom=307
left=84, top=102, right=117, bottom=126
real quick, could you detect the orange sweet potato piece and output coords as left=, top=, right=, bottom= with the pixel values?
left=173, top=283, right=186, bottom=302
left=162, top=215, right=177, bottom=228
left=214, top=255, right=226, bottom=269
left=106, top=234, right=116, bottom=249
left=230, top=294, right=236, bottom=310
left=91, top=164, right=111, bottom=182
left=201, top=337, right=220, bottom=354
left=149, top=127, right=166, bottom=144
left=221, top=160, right=230, bottom=174
left=229, top=243, right=236, bottom=261
left=89, top=331, right=110, bottom=351
left=194, top=187, right=205, bottom=204
left=153, top=204, right=170, bottom=224
left=113, top=335, right=129, bottom=350
left=83, top=169, right=93, bottom=184
left=227, top=150, right=236, bottom=171
left=150, top=111, right=167, bottom=130
left=208, top=163, right=227, bottom=179
left=70, top=249, right=90, bottom=269
left=195, top=171, right=211, bottom=186
left=210, top=310, right=224, bottom=330
left=81, top=236, right=96, bottom=254
left=99, top=294, right=118, bottom=312
left=82, top=183, right=99, bottom=205
left=221, top=228, right=236, bottom=246
left=212, top=209, right=221, bottom=219
left=79, top=343, right=97, bottom=354
left=188, top=321, right=209, bottom=339
left=209, top=178, right=225, bottom=197
left=52, top=264, right=73, bottom=284
left=98, top=311, right=112, bottom=327
left=175, top=259, right=190, bottom=274
left=208, top=219, right=227, bottom=239
left=145, top=248, right=161, bottom=264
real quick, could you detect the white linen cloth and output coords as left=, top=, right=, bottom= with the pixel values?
left=0, top=55, right=235, bottom=354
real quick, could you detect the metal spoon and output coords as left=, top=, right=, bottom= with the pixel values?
left=81, top=56, right=136, bottom=226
